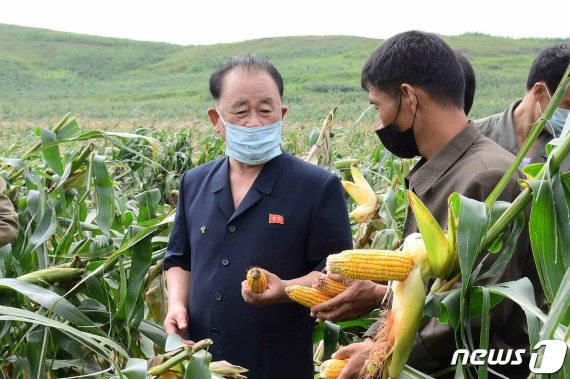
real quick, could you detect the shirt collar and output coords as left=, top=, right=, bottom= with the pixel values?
left=406, top=121, right=481, bottom=197
left=493, top=100, right=522, bottom=155
left=210, top=153, right=286, bottom=194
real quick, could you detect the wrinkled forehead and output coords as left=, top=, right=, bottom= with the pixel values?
left=218, top=67, right=281, bottom=101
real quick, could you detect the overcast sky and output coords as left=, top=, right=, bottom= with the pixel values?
left=1, top=0, right=569, bottom=45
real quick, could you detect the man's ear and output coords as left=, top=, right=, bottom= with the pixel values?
left=400, top=83, right=418, bottom=113
left=207, top=107, right=226, bottom=139
left=207, top=107, right=220, bottom=127
left=531, top=82, right=549, bottom=102
left=281, top=106, right=288, bottom=120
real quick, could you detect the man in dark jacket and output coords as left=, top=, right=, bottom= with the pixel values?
left=163, top=55, right=353, bottom=379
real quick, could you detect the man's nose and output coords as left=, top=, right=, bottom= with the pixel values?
left=241, top=113, right=265, bottom=127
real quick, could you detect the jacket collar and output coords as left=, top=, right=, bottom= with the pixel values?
left=406, top=122, right=481, bottom=197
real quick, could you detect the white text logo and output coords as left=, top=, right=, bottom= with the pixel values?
left=451, top=340, right=567, bottom=374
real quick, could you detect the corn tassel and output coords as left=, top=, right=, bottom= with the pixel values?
left=312, top=274, right=347, bottom=297
left=320, top=359, right=348, bottom=379
left=246, top=267, right=268, bottom=293
left=285, top=285, right=332, bottom=308
left=326, top=250, right=413, bottom=281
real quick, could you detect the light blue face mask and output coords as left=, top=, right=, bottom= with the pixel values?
left=216, top=110, right=283, bottom=165
left=540, top=85, right=570, bottom=138
left=550, top=107, right=570, bottom=137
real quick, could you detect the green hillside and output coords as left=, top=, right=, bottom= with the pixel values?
left=1, top=23, right=569, bottom=127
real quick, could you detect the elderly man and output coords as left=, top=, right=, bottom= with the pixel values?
left=163, top=55, right=352, bottom=379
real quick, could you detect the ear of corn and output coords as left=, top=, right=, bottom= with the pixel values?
left=285, top=285, right=332, bottom=308
left=407, top=190, right=454, bottom=278
left=17, top=267, right=84, bottom=284
left=320, top=359, right=348, bottom=379
left=386, top=266, right=426, bottom=378
left=326, top=250, right=413, bottom=281
left=341, top=166, right=379, bottom=223
left=246, top=267, right=268, bottom=293
left=400, top=233, right=432, bottom=281
left=312, top=274, right=347, bottom=297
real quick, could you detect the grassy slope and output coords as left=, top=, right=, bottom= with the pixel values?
left=1, top=23, right=569, bottom=128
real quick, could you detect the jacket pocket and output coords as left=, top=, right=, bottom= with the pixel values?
left=252, top=226, right=306, bottom=277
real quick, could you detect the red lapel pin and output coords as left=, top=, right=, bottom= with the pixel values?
left=268, top=213, right=284, bottom=225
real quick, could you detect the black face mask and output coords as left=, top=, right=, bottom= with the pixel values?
left=375, top=94, right=419, bottom=159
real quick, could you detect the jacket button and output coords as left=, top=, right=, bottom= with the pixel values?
left=228, top=224, right=237, bottom=233
left=211, top=328, right=220, bottom=336
left=221, top=258, right=230, bottom=266
left=215, top=292, right=222, bottom=301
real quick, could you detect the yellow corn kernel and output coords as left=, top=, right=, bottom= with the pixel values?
left=320, top=359, right=347, bottom=379
left=246, top=267, right=268, bottom=293
left=312, top=274, right=347, bottom=297
left=285, top=285, right=332, bottom=308
left=326, top=250, right=413, bottom=281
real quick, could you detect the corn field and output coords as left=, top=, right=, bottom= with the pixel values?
left=0, top=68, right=569, bottom=378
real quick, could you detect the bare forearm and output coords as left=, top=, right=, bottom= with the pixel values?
left=166, top=267, right=191, bottom=308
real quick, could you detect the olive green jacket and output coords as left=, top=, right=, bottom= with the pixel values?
left=475, top=100, right=570, bottom=172
left=365, top=123, right=539, bottom=377
left=0, top=177, right=19, bottom=245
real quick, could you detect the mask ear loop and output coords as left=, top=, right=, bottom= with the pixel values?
left=215, top=108, right=227, bottom=126
left=410, top=92, right=419, bottom=129
left=539, top=84, right=559, bottom=138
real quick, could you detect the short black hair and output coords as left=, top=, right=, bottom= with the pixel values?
left=209, top=54, right=284, bottom=101
left=361, top=30, right=465, bottom=109
left=526, top=43, right=570, bottom=93
left=455, top=51, right=476, bottom=115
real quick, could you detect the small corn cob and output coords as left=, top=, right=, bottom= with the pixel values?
left=320, top=359, right=348, bottom=379
left=312, top=274, right=347, bottom=297
left=326, top=250, right=413, bottom=281
left=246, top=267, right=268, bottom=293
left=17, top=267, right=84, bottom=284
left=285, top=285, right=332, bottom=308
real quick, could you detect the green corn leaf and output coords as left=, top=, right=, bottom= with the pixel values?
left=40, top=128, right=64, bottom=176
left=118, top=358, right=147, bottom=379
left=139, top=320, right=167, bottom=349
left=184, top=349, right=212, bottom=379
left=55, top=118, right=80, bottom=140
left=124, top=226, right=153, bottom=324
left=0, top=305, right=129, bottom=359
left=0, top=278, right=102, bottom=333
left=540, top=266, right=570, bottom=339
left=448, top=193, right=488, bottom=354
left=26, top=198, right=57, bottom=269
left=26, top=327, right=49, bottom=379
left=323, top=321, right=340, bottom=361
left=478, top=202, right=525, bottom=281
left=92, top=154, right=115, bottom=236
left=135, top=189, right=162, bottom=222
left=528, top=178, right=567, bottom=303
left=478, top=289, right=490, bottom=379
